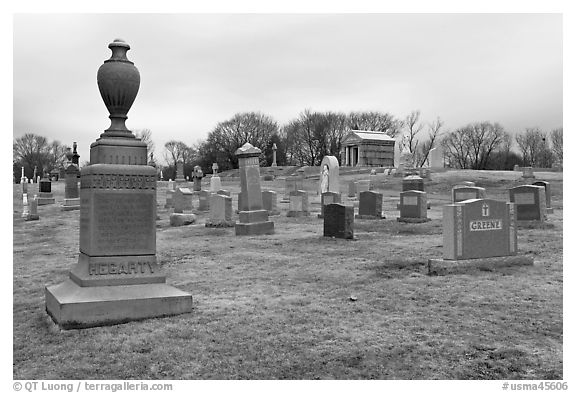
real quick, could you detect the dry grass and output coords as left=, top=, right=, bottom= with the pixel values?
left=13, top=170, right=563, bottom=379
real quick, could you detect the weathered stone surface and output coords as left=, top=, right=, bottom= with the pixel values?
left=173, top=187, right=194, bottom=213
left=443, top=199, right=517, bottom=260
left=318, top=191, right=342, bottom=218
left=235, top=142, right=274, bottom=235
left=509, top=185, right=547, bottom=221
left=198, top=190, right=211, bottom=211
left=522, top=166, right=535, bottom=178
left=164, top=189, right=175, bottom=208
left=45, top=281, right=193, bottom=329
left=287, top=190, right=309, bottom=217
left=533, top=181, right=553, bottom=213
left=348, top=181, right=357, bottom=198
left=452, top=186, right=486, bottom=203
left=45, top=40, right=192, bottom=329
left=284, top=175, right=304, bottom=201
left=169, top=213, right=197, bottom=226
left=356, top=190, right=384, bottom=219
left=61, top=198, right=81, bottom=211
left=210, top=175, right=222, bottom=192
left=324, top=203, right=354, bottom=239
left=402, top=175, right=424, bottom=192
left=23, top=195, right=39, bottom=221
left=319, top=155, right=340, bottom=194
left=397, top=190, right=429, bottom=222
left=262, top=190, right=280, bottom=215
left=205, top=193, right=234, bottom=227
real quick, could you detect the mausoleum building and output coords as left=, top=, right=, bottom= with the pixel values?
left=340, top=130, right=395, bottom=167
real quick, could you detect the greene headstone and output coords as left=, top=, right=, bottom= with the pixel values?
left=443, top=199, right=517, bottom=260
left=509, top=185, right=547, bottom=222
left=324, top=203, right=354, bottom=239
left=356, top=191, right=384, bottom=219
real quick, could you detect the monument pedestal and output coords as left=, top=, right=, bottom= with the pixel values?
left=37, top=192, right=55, bottom=205
left=235, top=210, right=274, bottom=235
left=46, top=280, right=192, bottom=329
left=61, top=198, right=81, bottom=211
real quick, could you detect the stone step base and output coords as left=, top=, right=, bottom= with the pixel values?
left=396, top=217, right=430, bottom=223
left=355, top=214, right=385, bottom=220
left=37, top=198, right=55, bottom=206
left=45, top=279, right=193, bottom=330
left=235, top=220, right=274, bottom=236
left=428, top=255, right=534, bottom=276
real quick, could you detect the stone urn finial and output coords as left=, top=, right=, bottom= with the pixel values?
left=97, top=38, right=140, bottom=138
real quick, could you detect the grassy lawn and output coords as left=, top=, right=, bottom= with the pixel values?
left=13, top=170, right=563, bottom=379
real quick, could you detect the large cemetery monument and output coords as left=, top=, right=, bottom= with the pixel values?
left=45, top=39, right=193, bottom=329
left=235, top=142, right=275, bottom=235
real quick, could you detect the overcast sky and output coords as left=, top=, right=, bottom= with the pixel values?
left=13, top=13, right=562, bottom=165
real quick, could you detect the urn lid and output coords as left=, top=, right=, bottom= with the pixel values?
left=105, top=38, right=134, bottom=64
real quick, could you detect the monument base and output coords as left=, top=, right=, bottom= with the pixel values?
left=355, top=214, right=385, bottom=220
left=286, top=211, right=310, bottom=217
left=37, top=196, right=56, bottom=206
left=169, top=213, right=196, bottom=226
left=205, top=220, right=235, bottom=228
left=61, top=198, right=80, bottom=211
left=45, top=279, right=193, bottom=329
left=23, top=213, right=39, bottom=221
left=427, top=255, right=534, bottom=276
left=396, top=217, right=431, bottom=223
left=235, top=220, right=274, bottom=235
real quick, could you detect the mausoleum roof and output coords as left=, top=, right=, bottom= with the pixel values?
left=342, top=130, right=395, bottom=144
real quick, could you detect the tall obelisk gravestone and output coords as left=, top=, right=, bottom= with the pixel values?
left=45, top=39, right=193, bottom=329
left=235, top=143, right=274, bottom=235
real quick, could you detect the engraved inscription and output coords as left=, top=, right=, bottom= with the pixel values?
left=514, top=192, right=535, bottom=205
left=469, top=219, right=502, bottom=231
left=402, top=196, right=418, bottom=206
left=88, top=261, right=155, bottom=275
left=93, top=193, right=155, bottom=254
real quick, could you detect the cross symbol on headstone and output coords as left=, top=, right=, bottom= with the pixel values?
left=482, top=203, right=489, bottom=217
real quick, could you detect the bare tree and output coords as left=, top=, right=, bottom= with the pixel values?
left=516, top=127, right=553, bottom=167
left=549, top=127, right=563, bottom=163
left=347, top=111, right=403, bottom=137
left=442, top=121, right=508, bottom=169
left=402, top=110, right=424, bottom=157
left=13, top=133, right=69, bottom=178
left=415, top=117, right=444, bottom=167
left=134, top=129, right=155, bottom=163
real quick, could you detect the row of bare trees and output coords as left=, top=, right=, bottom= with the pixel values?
left=13, top=133, right=70, bottom=182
